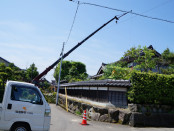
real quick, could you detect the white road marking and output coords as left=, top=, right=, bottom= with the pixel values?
left=71, top=119, right=78, bottom=122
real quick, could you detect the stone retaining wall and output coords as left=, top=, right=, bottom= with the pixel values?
left=58, top=94, right=174, bottom=127
left=129, top=112, right=174, bottom=127
left=128, top=104, right=174, bottom=127
left=58, top=94, right=131, bottom=125
left=128, top=104, right=174, bottom=113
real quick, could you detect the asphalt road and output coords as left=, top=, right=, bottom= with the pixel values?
left=50, top=104, right=174, bottom=131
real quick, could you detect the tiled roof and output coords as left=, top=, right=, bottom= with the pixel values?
left=0, top=57, right=11, bottom=65
left=60, top=79, right=131, bottom=87
left=0, top=57, right=21, bottom=69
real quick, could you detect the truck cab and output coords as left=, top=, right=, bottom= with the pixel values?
left=0, top=81, right=51, bottom=131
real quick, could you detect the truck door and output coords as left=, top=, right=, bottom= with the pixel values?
left=4, top=84, right=45, bottom=129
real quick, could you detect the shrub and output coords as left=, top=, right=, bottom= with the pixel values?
left=103, top=65, right=132, bottom=80
left=128, top=71, right=174, bottom=105
left=44, top=92, right=56, bottom=104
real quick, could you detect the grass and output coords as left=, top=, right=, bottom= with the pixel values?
left=75, top=111, right=82, bottom=116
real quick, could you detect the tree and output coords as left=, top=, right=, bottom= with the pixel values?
left=102, top=45, right=159, bottom=80
left=122, top=45, right=156, bottom=72
left=0, top=63, right=27, bottom=88
left=123, top=46, right=141, bottom=58
left=161, top=48, right=174, bottom=65
left=134, top=46, right=156, bottom=72
left=8, top=63, right=27, bottom=81
left=26, top=63, right=39, bottom=82
left=103, top=64, right=131, bottom=80
left=161, top=48, right=174, bottom=74
left=40, top=81, right=51, bottom=90
left=54, top=61, right=88, bottom=82
left=0, top=63, right=10, bottom=88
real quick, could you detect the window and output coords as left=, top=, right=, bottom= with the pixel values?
left=11, top=85, right=42, bottom=105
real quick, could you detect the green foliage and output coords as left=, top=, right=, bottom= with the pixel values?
left=75, top=110, right=82, bottom=115
left=103, top=64, right=132, bottom=80
left=161, top=68, right=174, bottom=75
left=0, top=62, right=40, bottom=99
left=69, top=78, right=82, bottom=83
left=123, top=46, right=141, bottom=58
left=128, top=71, right=174, bottom=105
left=161, top=48, right=174, bottom=75
left=54, top=61, right=88, bottom=82
left=122, top=46, right=156, bottom=71
left=134, top=46, right=156, bottom=72
left=120, top=45, right=159, bottom=72
left=162, top=48, right=174, bottom=64
left=25, top=63, right=39, bottom=82
left=115, top=61, right=128, bottom=68
left=39, top=81, right=51, bottom=91
left=0, top=63, right=29, bottom=88
left=44, top=92, right=56, bottom=103
left=44, top=81, right=51, bottom=89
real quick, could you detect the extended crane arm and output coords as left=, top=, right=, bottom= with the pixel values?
left=32, top=12, right=130, bottom=85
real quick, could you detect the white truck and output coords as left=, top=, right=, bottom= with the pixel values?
left=0, top=81, right=51, bottom=131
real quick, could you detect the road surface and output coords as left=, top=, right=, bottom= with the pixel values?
left=50, top=104, right=173, bottom=131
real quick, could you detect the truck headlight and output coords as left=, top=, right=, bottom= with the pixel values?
left=45, top=109, right=51, bottom=117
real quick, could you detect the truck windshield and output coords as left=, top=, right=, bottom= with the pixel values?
left=11, top=85, right=42, bottom=105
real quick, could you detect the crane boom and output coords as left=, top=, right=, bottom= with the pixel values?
left=32, top=12, right=130, bottom=85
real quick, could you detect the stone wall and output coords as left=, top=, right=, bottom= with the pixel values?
left=58, top=94, right=174, bottom=127
left=129, top=112, right=174, bottom=127
left=128, top=104, right=174, bottom=127
left=58, top=94, right=131, bottom=125
left=128, top=104, right=174, bottom=113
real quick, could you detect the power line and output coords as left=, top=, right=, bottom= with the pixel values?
left=65, top=1, right=80, bottom=44
left=141, top=0, right=173, bottom=14
left=70, top=1, right=174, bottom=24
left=119, top=0, right=173, bottom=24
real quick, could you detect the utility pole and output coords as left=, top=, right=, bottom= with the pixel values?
left=56, top=42, right=65, bottom=105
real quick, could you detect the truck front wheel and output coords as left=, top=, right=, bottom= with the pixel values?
left=11, top=123, right=31, bottom=131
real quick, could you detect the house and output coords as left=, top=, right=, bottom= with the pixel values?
left=0, top=57, right=12, bottom=66
left=91, top=45, right=165, bottom=79
left=0, top=57, right=21, bottom=69
left=90, top=63, right=107, bottom=79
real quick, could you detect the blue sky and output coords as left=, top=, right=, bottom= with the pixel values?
left=0, top=0, right=174, bottom=81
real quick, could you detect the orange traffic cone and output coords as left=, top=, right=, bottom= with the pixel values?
left=81, top=110, right=88, bottom=125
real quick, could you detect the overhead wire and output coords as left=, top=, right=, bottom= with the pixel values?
left=56, top=1, right=80, bottom=81
left=69, top=0, right=174, bottom=24
left=58, top=1, right=80, bottom=67
left=65, top=1, right=80, bottom=44
left=141, top=0, right=173, bottom=14
left=119, top=0, right=173, bottom=24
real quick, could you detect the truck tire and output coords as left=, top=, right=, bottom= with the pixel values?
left=11, top=123, right=31, bottom=131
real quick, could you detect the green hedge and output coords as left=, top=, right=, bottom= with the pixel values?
left=128, top=71, right=174, bottom=105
